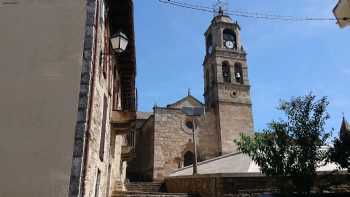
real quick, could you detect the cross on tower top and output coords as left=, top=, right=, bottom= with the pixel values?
left=213, top=0, right=229, bottom=16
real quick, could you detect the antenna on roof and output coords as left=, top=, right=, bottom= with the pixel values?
left=213, top=0, right=228, bottom=16
left=188, top=88, right=191, bottom=96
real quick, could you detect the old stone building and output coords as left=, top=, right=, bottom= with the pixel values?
left=128, top=11, right=254, bottom=181
left=69, top=0, right=137, bottom=197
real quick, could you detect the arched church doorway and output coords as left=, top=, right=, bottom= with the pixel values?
left=183, top=151, right=194, bottom=167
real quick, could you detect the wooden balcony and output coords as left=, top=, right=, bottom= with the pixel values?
left=111, top=110, right=136, bottom=134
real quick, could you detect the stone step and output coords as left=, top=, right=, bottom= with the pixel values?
left=126, top=181, right=164, bottom=192
left=127, top=182, right=163, bottom=186
left=112, top=191, right=190, bottom=197
left=114, top=181, right=124, bottom=191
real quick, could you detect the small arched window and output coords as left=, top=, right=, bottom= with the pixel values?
left=206, top=34, right=213, bottom=54
left=223, top=29, right=237, bottom=49
left=234, top=63, right=243, bottom=84
left=222, top=62, right=231, bottom=83
left=184, top=151, right=195, bottom=167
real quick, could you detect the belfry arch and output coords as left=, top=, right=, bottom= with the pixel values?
left=222, top=61, right=231, bottom=83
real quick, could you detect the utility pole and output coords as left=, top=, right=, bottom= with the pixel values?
left=181, top=107, right=205, bottom=176
left=191, top=118, right=198, bottom=175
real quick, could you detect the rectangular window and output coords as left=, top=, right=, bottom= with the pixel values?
left=99, top=95, right=108, bottom=161
left=94, top=169, right=101, bottom=197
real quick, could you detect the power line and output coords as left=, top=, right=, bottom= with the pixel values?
left=159, top=0, right=213, bottom=14
left=159, top=0, right=350, bottom=22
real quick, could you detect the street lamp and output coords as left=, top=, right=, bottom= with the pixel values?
left=181, top=107, right=205, bottom=175
left=100, top=31, right=128, bottom=63
left=333, top=0, right=350, bottom=28
left=110, top=31, right=129, bottom=53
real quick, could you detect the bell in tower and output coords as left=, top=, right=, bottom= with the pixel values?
left=203, top=9, right=254, bottom=155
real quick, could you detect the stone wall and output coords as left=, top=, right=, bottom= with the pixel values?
left=217, top=102, right=254, bottom=154
left=69, top=0, right=125, bottom=196
left=153, top=108, right=192, bottom=180
left=152, top=107, right=221, bottom=180
left=110, top=132, right=124, bottom=192
left=197, top=110, right=220, bottom=160
left=214, top=56, right=254, bottom=154
left=166, top=174, right=276, bottom=197
left=141, top=116, right=156, bottom=180
left=128, top=116, right=155, bottom=181
left=166, top=176, right=218, bottom=197
left=82, top=80, right=114, bottom=197
left=165, top=173, right=350, bottom=197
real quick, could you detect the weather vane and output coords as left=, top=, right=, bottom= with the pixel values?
left=213, top=0, right=229, bottom=16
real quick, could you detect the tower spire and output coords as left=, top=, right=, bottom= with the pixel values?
left=341, top=112, right=348, bottom=128
left=340, top=113, right=350, bottom=138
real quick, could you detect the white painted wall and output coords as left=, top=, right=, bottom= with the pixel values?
left=0, top=0, right=85, bottom=196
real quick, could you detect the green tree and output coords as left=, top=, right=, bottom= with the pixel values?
left=329, top=117, right=350, bottom=172
left=235, top=94, right=331, bottom=195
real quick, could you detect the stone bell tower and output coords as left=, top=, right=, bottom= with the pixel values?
left=203, top=10, right=254, bottom=155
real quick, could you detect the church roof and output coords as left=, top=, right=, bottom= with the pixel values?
left=166, top=95, right=204, bottom=109
left=136, top=112, right=153, bottom=120
left=170, top=152, right=258, bottom=176
left=169, top=148, right=342, bottom=177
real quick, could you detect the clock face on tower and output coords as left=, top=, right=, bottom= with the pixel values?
left=223, top=29, right=236, bottom=49
left=225, top=41, right=234, bottom=49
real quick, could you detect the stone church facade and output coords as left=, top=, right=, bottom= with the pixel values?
left=128, top=12, right=254, bottom=181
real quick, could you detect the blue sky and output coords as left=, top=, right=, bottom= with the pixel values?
left=133, top=0, right=350, bottom=134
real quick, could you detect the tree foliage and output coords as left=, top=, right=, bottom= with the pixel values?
left=235, top=94, right=331, bottom=195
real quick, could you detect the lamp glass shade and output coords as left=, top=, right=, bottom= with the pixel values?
left=111, top=31, right=128, bottom=53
